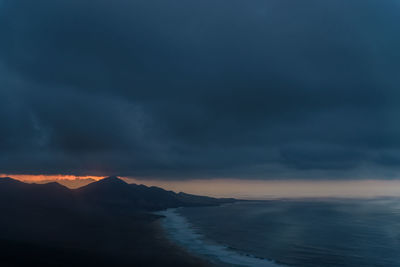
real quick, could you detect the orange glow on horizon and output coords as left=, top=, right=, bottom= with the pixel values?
left=0, top=174, right=104, bottom=182
left=126, top=178, right=400, bottom=199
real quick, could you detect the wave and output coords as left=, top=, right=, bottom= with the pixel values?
left=156, top=208, right=283, bottom=267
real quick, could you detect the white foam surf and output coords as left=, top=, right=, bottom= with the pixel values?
left=156, top=208, right=283, bottom=267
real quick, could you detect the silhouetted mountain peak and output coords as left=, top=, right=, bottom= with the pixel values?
left=43, top=181, right=63, bottom=186
left=98, top=176, right=127, bottom=185
left=0, top=178, right=69, bottom=193
left=37, top=181, right=69, bottom=191
left=77, top=176, right=131, bottom=196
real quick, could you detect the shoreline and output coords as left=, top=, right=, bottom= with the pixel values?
left=152, top=218, right=211, bottom=267
left=156, top=208, right=283, bottom=267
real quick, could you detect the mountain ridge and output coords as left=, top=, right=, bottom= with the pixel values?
left=0, top=176, right=236, bottom=211
left=0, top=176, right=211, bottom=266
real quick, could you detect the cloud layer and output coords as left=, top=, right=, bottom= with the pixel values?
left=1, top=0, right=400, bottom=179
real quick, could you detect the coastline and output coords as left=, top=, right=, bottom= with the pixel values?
left=152, top=218, right=210, bottom=267
left=156, top=208, right=282, bottom=267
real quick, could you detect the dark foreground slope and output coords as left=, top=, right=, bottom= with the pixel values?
left=0, top=177, right=235, bottom=267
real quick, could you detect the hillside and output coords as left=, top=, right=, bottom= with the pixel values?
left=0, top=176, right=235, bottom=267
left=76, top=176, right=235, bottom=211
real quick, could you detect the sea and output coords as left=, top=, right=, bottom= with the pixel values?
left=157, top=198, right=400, bottom=267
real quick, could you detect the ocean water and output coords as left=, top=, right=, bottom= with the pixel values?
left=158, top=199, right=400, bottom=267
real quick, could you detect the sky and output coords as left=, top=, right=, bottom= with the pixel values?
left=1, top=0, right=400, bottom=182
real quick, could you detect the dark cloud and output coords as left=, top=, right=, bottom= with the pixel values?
left=1, top=0, right=400, bottom=179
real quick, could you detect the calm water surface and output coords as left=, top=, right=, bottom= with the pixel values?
left=177, top=199, right=400, bottom=267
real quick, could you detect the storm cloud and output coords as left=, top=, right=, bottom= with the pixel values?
left=1, top=0, right=400, bottom=179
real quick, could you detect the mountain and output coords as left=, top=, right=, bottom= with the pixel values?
left=0, top=177, right=74, bottom=209
left=0, top=176, right=212, bottom=266
left=76, top=176, right=235, bottom=211
left=75, top=176, right=144, bottom=211
left=0, top=176, right=235, bottom=211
